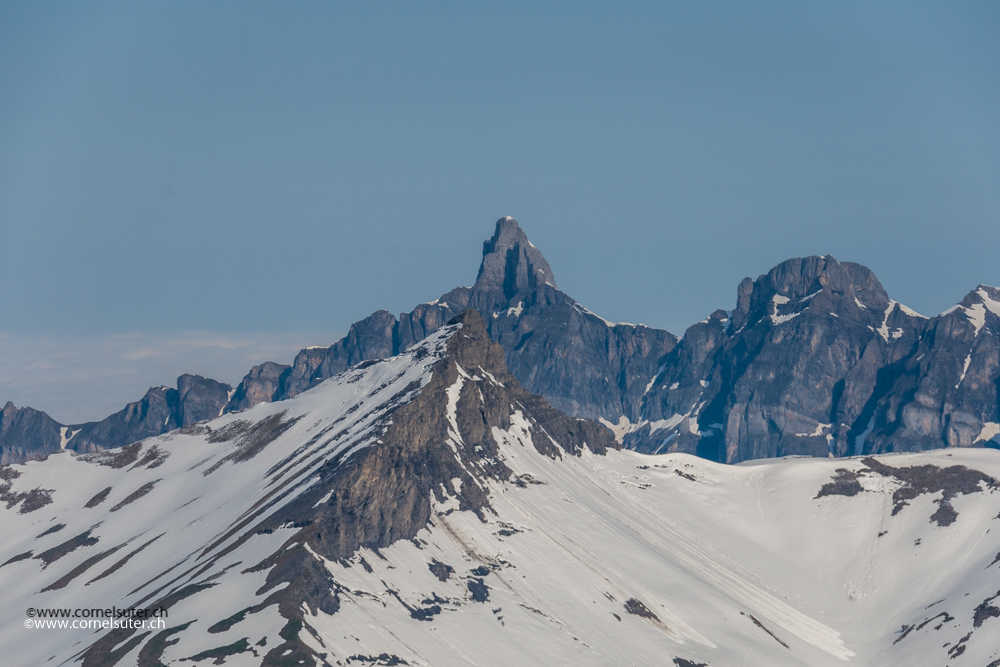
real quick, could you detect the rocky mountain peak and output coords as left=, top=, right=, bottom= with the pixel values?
left=707, top=309, right=729, bottom=322
left=935, top=284, right=1000, bottom=337
left=732, top=255, right=890, bottom=330
left=958, top=284, right=1000, bottom=310
left=176, top=374, right=232, bottom=426
left=474, top=216, right=557, bottom=298
left=0, top=401, right=63, bottom=465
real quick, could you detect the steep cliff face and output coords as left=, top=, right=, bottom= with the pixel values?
left=6, top=220, right=1000, bottom=467
left=277, top=309, right=402, bottom=401
left=0, top=218, right=663, bottom=463
left=261, top=310, right=613, bottom=572
left=199, top=311, right=613, bottom=665
left=628, top=257, right=1000, bottom=463
left=226, top=361, right=290, bottom=413
left=863, top=285, right=1000, bottom=454
left=0, top=402, right=63, bottom=464
left=3, top=314, right=999, bottom=666
left=240, top=217, right=677, bottom=423
left=631, top=256, right=922, bottom=460
left=469, top=215, right=557, bottom=311
left=177, top=374, right=232, bottom=426
left=68, top=375, right=232, bottom=454
left=67, top=386, right=181, bottom=454
left=468, top=220, right=676, bottom=422
left=0, top=311, right=619, bottom=667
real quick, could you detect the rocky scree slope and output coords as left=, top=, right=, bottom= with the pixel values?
left=2, top=310, right=1000, bottom=665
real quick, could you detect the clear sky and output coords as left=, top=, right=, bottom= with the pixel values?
left=2, top=1, right=999, bottom=422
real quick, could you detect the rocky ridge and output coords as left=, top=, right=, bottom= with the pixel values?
left=625, top=257, right=1000, bottom=462
left=0, top=402, right=64, bottom=465
left=1, top=315, right=998, bottom=666
left=68, top=374, right=232, bottom=455
left=4, top=218, right=1000, bottom=465
left=0, top=311, right=620, bottom=666
left=229, top=216, right=677, bottom=424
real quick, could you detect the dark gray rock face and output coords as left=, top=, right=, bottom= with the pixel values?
left=278, top=309, right=401, bottom=400
left=467, top=219, right=676, bottom=420
left=2, top=374, right=234, bottom=462
left=68, top=386, right=181, bottom=454
left=68, top=375, right=232, bottom=454
left=0, top=402, right=64, bottom=464
left=475, top=286, right=676, bottom=421
left=2, top=216, right=668, bottom=462
left=8, top=219, right=999, bottom=467
left=233, top=217, right=678, bottom=423
left=270, top=309, right=614, bottom=561
left=472, top=216, right=557, bottom=309
left=225, top=361, right=290, bottom=413
left=245, top=310, right=614, bottom=664
left=177, top=374, right=231, bottom=426
left=631, top=256, right=930, bottom=461
left=863, top=285, right=1000, bottom=454
left=75, top=309, right=615, bottom=667
left=628, top=257, right=1000, bottom=463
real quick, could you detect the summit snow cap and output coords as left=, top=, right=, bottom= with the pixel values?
left=474, top=217, right=557, bottom=298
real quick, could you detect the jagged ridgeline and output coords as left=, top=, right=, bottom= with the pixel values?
left=4, top=218, right=1000, bottom=464
left=628, top=261, right=1000, bottom=461
left=2, top=311, right=999, bottom=666
left=0, top=312, right=618, bottom=665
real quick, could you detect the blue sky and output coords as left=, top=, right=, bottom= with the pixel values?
left=2, top=1, right=999, bottom=422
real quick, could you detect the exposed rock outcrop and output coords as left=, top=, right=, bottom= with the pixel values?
left=628, top=257, right=1000, bottom=463
left=69, top=375, right=232, bottom=454
left=226, top=362, right=290, bottom=413
left=234, top=217, right=677, bottom=423
left=0, top=402, right=63, bottom=464
left=264, top=310, right=613, bottom=563
left=6, top=220, right=1000, bottom=467
left=177, top=374, right=232, bottom=426
left=65, top=310, right=614, bottom=666
left=234, top=311, right=613, bottom=663
left=864, top=285, right=1000, bottom=454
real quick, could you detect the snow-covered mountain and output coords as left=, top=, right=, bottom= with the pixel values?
left=3, top=311, right=999, bottom=666
left=5, top=218, right=1000, bottom=467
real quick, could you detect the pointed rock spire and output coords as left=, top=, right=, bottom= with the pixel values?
left=474, top=216, right=557, bottom=298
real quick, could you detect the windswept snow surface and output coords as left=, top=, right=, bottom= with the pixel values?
left=976, top=422, right=1000, bottom=444
left=1, top=325, right=1000, bottom=666
left=941, top=288, right=1000, bottom=334
left=876, top=301, right=907, bottom=343
left=571, top=302, right=618, bottom=327
left=770, top=295, right=802, bottom=325
left=0, top=326, right=456, bottom=666
left=977, top=286, right=1000, bottom=317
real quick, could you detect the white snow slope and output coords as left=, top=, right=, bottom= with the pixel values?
left=1, top=325, right=999, bottom=667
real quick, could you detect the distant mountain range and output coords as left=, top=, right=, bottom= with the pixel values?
left=3, top=310, right=998, bottom=666
left=3, top=217, right=999, bottom=464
